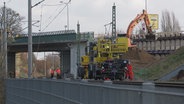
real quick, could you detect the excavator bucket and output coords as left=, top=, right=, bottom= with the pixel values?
left=145, top=34, right=156, bottom=40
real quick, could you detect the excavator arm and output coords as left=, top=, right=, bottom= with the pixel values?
left=126, top=10, right=155, bottom=47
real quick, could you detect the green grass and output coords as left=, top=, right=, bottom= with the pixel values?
left=135, top=47, right=184, bottom=80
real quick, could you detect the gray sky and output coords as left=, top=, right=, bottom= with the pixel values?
left=1, top=0, right=184, bottom=35
left=1, top=0, right=184, bottom=59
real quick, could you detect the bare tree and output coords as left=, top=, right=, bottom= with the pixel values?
left=0, top=7, right=25, bottom=77
left=171, top=12, right=181, bottom=32
left=161, top=10, right=181, bottom=33
left=0, top=7, right=24, bottom=104
left=46, top=54, right=60, bottom=70
left=0, top=7, right=25, bottom=38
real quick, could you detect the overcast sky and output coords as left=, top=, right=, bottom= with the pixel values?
left=1, top=0, right=183, bottom=59
left=1, top=0, right=184, bottom=35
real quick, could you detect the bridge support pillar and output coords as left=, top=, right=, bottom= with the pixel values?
left=160, top=40, right=162, bottom=50
left=60, top=50, right=70, bottom=78
left=169, top=35, right=172, bottom=50
left=180, top=34, right=182, bottom=48
left=146, top=41, right=148, bottom=51
left=154, top=40, right=156, bottom=50
left=174, top=34, right=176, bottom=50
left=8, top=52, right=16, bottom=78
left=69, top=43, right=86, bottom=79
left=141, top=41, right=143, bottom=50
left=149, top=41, right=151, bottom=50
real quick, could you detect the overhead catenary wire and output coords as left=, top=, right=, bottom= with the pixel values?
left=42, top=4, right=67, bottom=31
left=39, top=4, right=62, bottom=32
left=18, top=21, right=40, bottom=33
left=32, top=0, right=45, bottom=8
left=36, top=3, right=66, bottom=61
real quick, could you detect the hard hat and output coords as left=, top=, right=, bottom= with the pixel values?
left=123, top=60, right=127, bottom=63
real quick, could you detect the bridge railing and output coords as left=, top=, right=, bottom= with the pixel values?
left=20, top=30, right=76, bottom=37
left=6, top=79, right=184, bottom=104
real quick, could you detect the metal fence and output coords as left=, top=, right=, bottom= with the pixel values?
left=6, top=79, right=184, bottom=104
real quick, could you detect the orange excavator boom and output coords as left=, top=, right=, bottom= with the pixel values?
left=126, top=10, right=154, bottom=47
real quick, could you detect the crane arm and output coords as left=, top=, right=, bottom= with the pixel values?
left=126, top=10, right=152, bottom=38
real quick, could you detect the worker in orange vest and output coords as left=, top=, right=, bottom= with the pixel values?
left=50, top=68, right=54, bottom=79
left=126, top=61, right=134, bottom=80
left=56, top=67, right=61, bottom=79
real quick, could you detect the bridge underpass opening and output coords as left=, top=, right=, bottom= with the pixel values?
left=14, top=51, right=62, bottom=78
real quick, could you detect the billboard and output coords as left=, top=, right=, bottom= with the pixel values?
left=148, top=14, right=159, bottom=30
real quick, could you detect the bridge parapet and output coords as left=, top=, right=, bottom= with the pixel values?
left=133, top=33, right=184, bottom=55
left=22, top=30, right=76, bottom=37
left=12, top=30, right=78, bottom=44
left=11, top=30, right=94, bottom=45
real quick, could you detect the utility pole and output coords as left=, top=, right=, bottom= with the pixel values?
left=60, top=0, right=71, bottom=30
left=2, top=2, right=8, bottom=78
left=28, top=0, right=32, bottom=78
left=44, top=52, right=47, bottom=77
left=1, top=12, right=3, bottom=53
left=112, top=3, right=116, bottom=38
left=77, top=21, right=80, bottom=77
left=145, top=0, right=147, bottom=11
left=66, top=1, right=69, bottom=30
left=28, top=0, right=45, bottom=78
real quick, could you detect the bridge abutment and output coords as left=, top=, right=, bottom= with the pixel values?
left=8, top=52, right=16, bottom=78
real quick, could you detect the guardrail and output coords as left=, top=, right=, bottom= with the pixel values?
left=6, top=79, right=184, bottom=104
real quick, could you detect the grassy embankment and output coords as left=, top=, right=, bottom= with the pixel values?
left=135, top=47, right=184, bottom=80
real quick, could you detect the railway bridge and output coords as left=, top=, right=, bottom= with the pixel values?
left=7, top=30, right=94, bottom=78
left=134, top=33, right=184, bottom=55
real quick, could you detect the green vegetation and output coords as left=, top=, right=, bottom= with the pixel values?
left=135, top=47, right=184, bottom=80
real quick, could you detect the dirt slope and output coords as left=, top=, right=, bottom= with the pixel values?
left=138, top=46, right=184, bottom=80
left=122, top=47, right=158, bottom=69
left=121, top=46, right=184, bottom=81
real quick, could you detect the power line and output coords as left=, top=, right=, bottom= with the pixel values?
left=42, top=4, right=67, bottom=31
left=40, top=4, right=62, bottom=31
left=32, top=0, right=45, bottom=8
left=19, top=21, right=40, bottom=32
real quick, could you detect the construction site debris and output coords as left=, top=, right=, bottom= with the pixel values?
left=122, top=47, right=157, bottom=69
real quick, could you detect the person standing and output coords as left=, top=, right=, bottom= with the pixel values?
left=56, top=67, right=61, bottom=79
left=126, top=61, right=134, bottom=80
left=50, top=68, right=54, bottom=79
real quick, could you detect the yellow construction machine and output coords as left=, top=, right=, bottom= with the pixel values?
left=80, top=34, right=129, bottom=80
left=79, top=9, right=154, bottom=80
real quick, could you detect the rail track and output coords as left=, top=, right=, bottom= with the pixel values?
left=86, top=79, right=184, bottom=88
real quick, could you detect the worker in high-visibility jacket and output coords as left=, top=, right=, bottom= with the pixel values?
left=126, top=61, right=134, bottom=80
left=56, top=67, right=61, bottom=79
left=50, top=68, right=54, bottom=79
